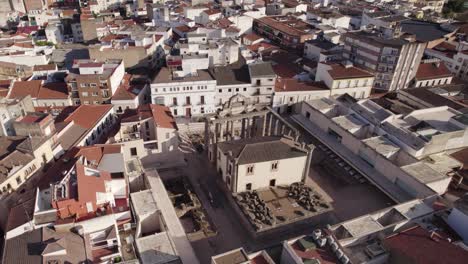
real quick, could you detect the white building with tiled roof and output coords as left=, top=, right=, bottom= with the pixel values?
left=216, top=136, right=310, bottom=193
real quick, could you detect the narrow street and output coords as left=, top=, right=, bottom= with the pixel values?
left=180, top=152, right=328, bottom=263
left=181, top=153, right=249, bottom=263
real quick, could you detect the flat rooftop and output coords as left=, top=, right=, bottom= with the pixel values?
left=306, top=98, right=337, bottom=113
left=212, top=248, right=249, bottom=264
left=135, top=232, right=179, bottom=264
left=362, top=136, right=400, bottom=158
left=332, top=114, right=367, bottom=133
left=130, top=190, right=158, bottom=216
left=401, top=162, right=448, bottom=184
left=343, top=215, right=383, bottom=238
left=152, top=67, right=214, bottom=84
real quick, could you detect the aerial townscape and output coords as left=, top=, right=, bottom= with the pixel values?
left=0, top=0, right=468, bottom=263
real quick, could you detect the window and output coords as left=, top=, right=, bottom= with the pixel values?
left=269, top=179, right=276, bottom=187
left=173, top=97, right=177, bottom=106
left=90, top=83, right=97, bottom=87
left=271, top=161, right=278, bottom=171
left=16, top=177, right=22, bottom=184
left=82, top=92, right=89, bottom=97
left=236, top=88, right=239, bottom=92
left=243, top=87, right=247, bottom=91
left=92, top=91, right=99, bottom=96
left=174, top=109, right=178, bottom=116
left=246, top=165, right=254, bottom=175
left=200, top=96, right=205, bottom=105
left=246, top=183, right=252, bottom=191
left=305, top=111, right=311, bottom=119
left=166, top=132, right=170, bottom=139
left=130, top=147, right=137, bottom=156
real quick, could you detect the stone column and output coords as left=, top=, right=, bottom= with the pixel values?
left=262, top=113, right=267, bottom=136
left=241, top=118, right=246, bottom=138
left=268, top=115, right=273, bottom=136
left=275, top=119, right=280, bottom=135
left=220, top=122, right=225, bottom=142
left=246, top=118, right=251, bottom=138
left=230, top=120, right=234, bottom=140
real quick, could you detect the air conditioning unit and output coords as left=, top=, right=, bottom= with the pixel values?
left=124, top=223, right=132, bottom=231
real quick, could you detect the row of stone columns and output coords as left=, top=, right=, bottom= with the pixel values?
left=262, top=113, right=295, bottom=138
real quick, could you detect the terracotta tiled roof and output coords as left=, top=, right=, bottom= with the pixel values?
left=38, top=82, right=69, bottom=99
left=415, top=62, right=452, bottom=80
left=204, top=9, right=221, bottom=15
left=112, top=74, right=145, bottom=101
left=64, top=104, right=113, bottom=129
left=12, top=42, right=34, bottom=49
left=33, top=64, right=57, bottom=72
left=275, top=78, right=328, bottom=92
left=243, top=33, right=263, bottom=42
left=326, top=63, right=374, bottom=80
left=383, top=226, right=468, bottom=264
left=150, top=104, right=177, bottom=129
left=0, top=80, right=10, bottom=98
left=8, top=80, right=42, bottom=99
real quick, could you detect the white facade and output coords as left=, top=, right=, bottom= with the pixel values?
left=217, top=138, right=309, bottom=193
left=0, top=138, right=55, bottom=194
left=315, top=62, right=374, bottom=99
left=151, top=75, right=217, bottom=117
left=45, top=23, right=64, bottom=44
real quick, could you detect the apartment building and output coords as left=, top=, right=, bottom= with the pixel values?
left=315, top=62, right=375, bottom=99
left=66, top=59, right=125, bottom=105
left=306, top=8, right=351, bottom=29
left=0, top=96, right=34, bottom=136
left=216, top=136, right=310, bottom=193
left=0, top=136, right=54, bottom=195
left=342, top=31, right=426, bottom=91
left=210, top=61, right=276, bottom=108
left=150, top=67, right=217, bottom=117
left=253, top=15, right=317, bottom=49
left=426, top=42, right=468, bottom=82
left=273, top=62, right=374, bottom=113
left=413, top=61, right=453, bottom=87
left=89, top=24, right=167, bottom=70
left=55, top=104, right=116, bottom=151
left=111, top=74, right=149, bottom=113
left=115, top=104, right=179, bottom=159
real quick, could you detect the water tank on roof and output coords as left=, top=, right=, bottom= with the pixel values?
left=317, top=237, right=327, bottom=247
left=312, top=229, right=322, bottom=240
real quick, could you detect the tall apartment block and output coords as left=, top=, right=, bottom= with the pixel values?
left=342, top=31, right=426, bottom=92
